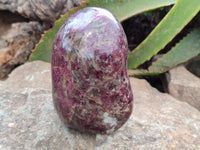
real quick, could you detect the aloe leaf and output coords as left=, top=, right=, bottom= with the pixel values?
left=128, top=69, right=151, bottom=76
left=30, top=0, right=177, bottom=62
left=128, top=28, right=200, bottom=76
left=87, top=0, right=177, bottom=22
left=127, top=0, right=200, bottom=69
left=149, top=28, right=200, bottom=72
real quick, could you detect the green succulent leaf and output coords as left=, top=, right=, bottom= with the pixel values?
left=127, top=0, right=200, bottom=69
left=87, top=0, right=177, bottom=22
left=128, top=28, right=200, bottom=76
left=30, top=0, right=177, bottom=62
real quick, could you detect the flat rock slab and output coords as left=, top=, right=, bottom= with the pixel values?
left=0, top=61, right=200, bottom=150
left=168, top=65, right=200, bottom=111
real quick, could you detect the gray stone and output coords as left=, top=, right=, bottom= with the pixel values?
left=168, top=65, right=200, bottom=111
left=0, top=21, right=43, bottom=79
left=186, top=56, right=200, bottom=78
left=0, top=61, right=200, bottom=150
left=0, top=0, right=83, bottom=22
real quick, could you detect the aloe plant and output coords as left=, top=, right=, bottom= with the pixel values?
left=127, top=0, right=200, bottom=71
left=128, top=28, right=200, bottom=76
left=30, top=0, right=200, bottom=76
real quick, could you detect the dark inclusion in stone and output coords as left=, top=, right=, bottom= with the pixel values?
left=52, top=7, right=133, bottom=134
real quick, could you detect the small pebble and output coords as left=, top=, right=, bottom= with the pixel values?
left=8, top=123, right=15, bottom=128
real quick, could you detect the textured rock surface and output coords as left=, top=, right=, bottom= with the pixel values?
left=186, top=56, right=200, bottom=78
left=168, top=65, right=200, bottom=110
left=0, top=0, right=83, bottom=79
left=52, top=7, right=133, bottom=134
left=0, top=20, right=43, bottom=79
left=0, top=0, right=82, bottom=22
left=0, top=61, right=200, bottom=149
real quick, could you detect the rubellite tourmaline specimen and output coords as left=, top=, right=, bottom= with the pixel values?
left=52, top=7, right=133, bottom=134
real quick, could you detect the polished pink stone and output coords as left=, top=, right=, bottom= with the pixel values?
left=52, top=7, right=133, bottom=134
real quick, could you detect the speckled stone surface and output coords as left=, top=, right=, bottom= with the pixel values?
left=52, top=7, right=133, bottom=134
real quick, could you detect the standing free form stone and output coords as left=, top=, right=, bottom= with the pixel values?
left=52, top=7, right=133, bottom=134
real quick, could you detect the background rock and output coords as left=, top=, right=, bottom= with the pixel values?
left=0, top=0, right=84, bottom=79
left=168, top=65, right=200, bottom=111
left=186, top=55, right=200, bottom=78
left=0, top=0, right=82, bottom=22
left=0, top=61, right=200, bottom=150
left=0, top=19, right=43, bottom=79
